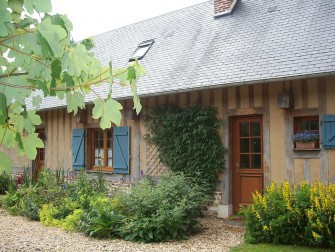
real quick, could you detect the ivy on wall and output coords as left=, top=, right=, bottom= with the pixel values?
left=144, top=105, right=227, bottom=193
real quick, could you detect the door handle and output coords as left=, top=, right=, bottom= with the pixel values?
left=236, top=161, right=240, bottom=172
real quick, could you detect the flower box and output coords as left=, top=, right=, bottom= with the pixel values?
left=292, top=130, right=319, bottom=150
left=295, top=141, right=317, bottom=150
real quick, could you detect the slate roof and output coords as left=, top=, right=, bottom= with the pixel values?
left=36, top=0, right=335, bottom=110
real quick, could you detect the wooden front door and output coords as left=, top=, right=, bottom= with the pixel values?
left=35, top=129, right=45, bottom=179
left=232, top=115, right=263, bottom=213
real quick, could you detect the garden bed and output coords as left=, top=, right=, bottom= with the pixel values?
left=0, top=209, right=244, bottom=252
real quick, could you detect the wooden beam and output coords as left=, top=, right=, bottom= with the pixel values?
left=301, top=79, right=308, bottom=108
left=284, top=82, right=294, bottom=184
left=134, top=119, right=140, bottom=180
left=262, top=84, right=271, bottom=186
left=318, top=77, right=328, bottom=184
left=304, top=159, right=310, bottom=184
left=249, top=85, right=254, bottom=108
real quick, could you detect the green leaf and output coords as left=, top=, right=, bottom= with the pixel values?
left=0, top=93, right=7, bottom=124
left=0, top=125, right=16, bottom=148
left=22, top=33, right=41, bottom=55
left=21, top=132, right=44, bottom=160
left=13, top=114, right=24, bottom=133
left=66, top=91, right=85, bottom=115
left=37, top=18, right=67, bottom=57
left=36, top=80, right=49, bottom=97
left=127, top=66, right=136, bottom=83
left=33, top=0, right=51, bottom=13
left=51, top=58, right=62, bottom=79
left=0, top=152, right=12, bottom=174
left=92, top=98, right=123, bottom=129
left=8, top=0, right=23, bottom=14
left=130, top=82, right=142, bottom=114
left=0, top=8, right=11, bottom=37
left=49, top=14, right=73, bottom=34
left=32, top=95, right=42, bottom=110
left=23, top=0, right=34, bottom=14
left=62, top=72, right=74, bottom=87
left=15, top=132, right=24, bottom=151
left=62, top=44, right=90, bottom=77
left=39, top=33, right=54, bottom=58
left=81, top=37, right=94, bottom=51
left=24, top=110, right=42, bottom=133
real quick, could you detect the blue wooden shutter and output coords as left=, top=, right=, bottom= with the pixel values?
left=72, top=128, right=85, bottom=170
left=322, top=114, right=335, bottom=149
left=113, top=126, right=130, bottom=174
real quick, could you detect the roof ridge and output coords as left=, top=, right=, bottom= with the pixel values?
left=93, top=0, right=210, bottom=39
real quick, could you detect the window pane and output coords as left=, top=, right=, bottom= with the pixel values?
left=108, top=158, right=112, bottom=167
left=94, top=148, right=99, bottom=156
left=94, top=158, right=100, bottom=166
left=99, top=130, right=104, bottom=148
left=240, top=154, right=250, bottom=169
left=251, top=122, right=260, bottom=136
left=108, top=149, right=113, bottom=158
left=310, top=120, right=319, bottom=130
left=301, top=120, right=309, bottom=131
left=133, top=46, right=149, bottom=58
left=251, top=154, right=261, bottom=169
left=106, top=130, right=112, bottom=148
left=251, top=138, right=261, bottom=153
left=240, top=122, right=249, bottom=137
left=107, top=130, right=112, bottom=140
left=240, top=138, right=249, bottom=153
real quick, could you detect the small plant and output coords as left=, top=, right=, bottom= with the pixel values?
left=81, top=209, right=124, bottom=238
left=292, top=130, right=319, bottom=142
left=0, top=171, right=10, bottom=195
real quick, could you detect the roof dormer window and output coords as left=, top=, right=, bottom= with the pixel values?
left=129, top=39, right=154, bottom=62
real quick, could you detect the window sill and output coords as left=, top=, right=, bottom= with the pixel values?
left=293, top=148, right=321, bottom=151
left=86, top=167, right=114, bottom=174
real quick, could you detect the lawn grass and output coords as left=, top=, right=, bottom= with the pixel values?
left=230, top=243, right=334, bottom=252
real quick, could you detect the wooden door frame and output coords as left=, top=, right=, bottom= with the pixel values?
left=230, top=114, right=264, bottom=213
left=34, top=128, right=46, bottom=180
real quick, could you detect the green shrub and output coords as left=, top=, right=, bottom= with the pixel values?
left=244, top=181, right=335, bottom=249
left=0, top=171, right=11, bottom=195
left=144, top=105, right=226, bottom=193
left=2, top=191, right=21, bottom=215
left=80, top=209, right=124, bottom=238
left=121, top=172, right=208, bottom=242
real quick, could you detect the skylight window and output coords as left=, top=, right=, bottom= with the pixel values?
left=129, top=39, right=154, bottom=62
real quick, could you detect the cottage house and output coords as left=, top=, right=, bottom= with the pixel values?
left=2, top=0, right=335, bottom=217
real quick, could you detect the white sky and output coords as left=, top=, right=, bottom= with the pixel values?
left=51, top=0, right=207, bottom=41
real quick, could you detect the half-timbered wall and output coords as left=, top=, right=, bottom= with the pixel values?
left=3, top=76, right=335, bottom=190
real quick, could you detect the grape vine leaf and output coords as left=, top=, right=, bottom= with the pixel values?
left=19, top=133, right=44, bottom=160
left=92, top=98, right=123, bottom=129
left=66, top=91, right=85, bottom=115
left=0, top=151, right=12, bottom=174
left=37, top=18, right=67, bottom=57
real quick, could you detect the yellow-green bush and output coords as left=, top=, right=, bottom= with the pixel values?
left=245, top=181, right=335, bottom=248
left=62, top=209, right=84, bottom=230
left=39, top=204, right=63, bottom=227
left=39, top=203, right=84, bottom=231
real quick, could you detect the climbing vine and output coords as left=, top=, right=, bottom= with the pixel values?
left=144, top=105, right=227, bottom=193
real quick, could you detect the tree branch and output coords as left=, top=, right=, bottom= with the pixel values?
left=0, top=42, right=49, bottom=67
left=0, top=72, right=28, bottom=79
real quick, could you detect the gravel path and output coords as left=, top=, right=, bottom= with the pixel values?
left=0, top=209, right=244, bottom=252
